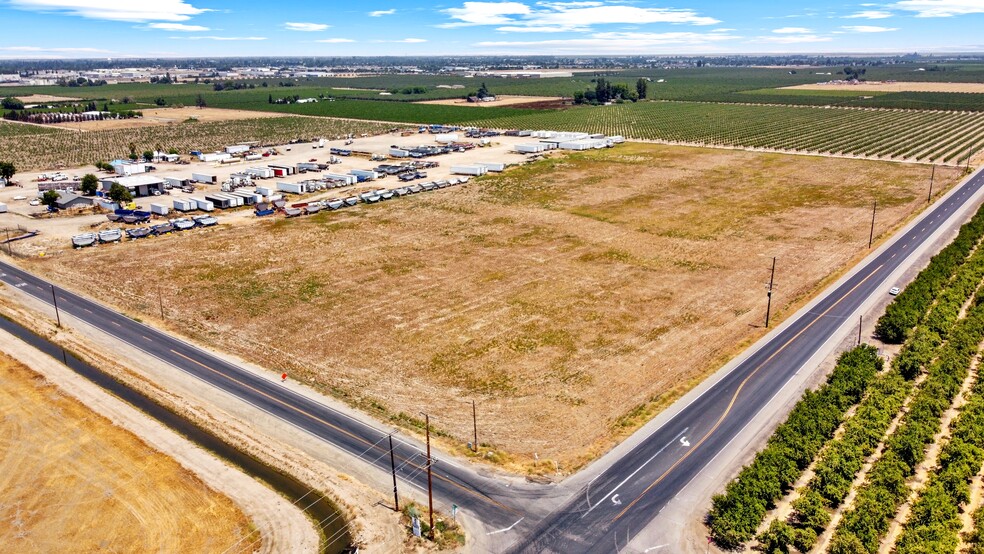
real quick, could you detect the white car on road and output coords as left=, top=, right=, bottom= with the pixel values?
left=889, top=287, right=901, bottom=296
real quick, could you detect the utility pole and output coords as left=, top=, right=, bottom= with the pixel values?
left=472, top=400, right=478, bottom=453
left=4, top=228, right=11, bottom=256
left=968, top=146, right=974, bottom=170
left=51, top=284, right=61, bottom=328
left=928, top=165, right=935, bottom=203
left=388, top=434, right=399, bottom=512
left=765, top=257, right=776, bottom=328
left=868, top=201, right=877, bottom=249
left=423, top=412, right=435, bottom=540
left=158, top=285, right=165, bottom=319
left=858, top=315, right=863, bottom=346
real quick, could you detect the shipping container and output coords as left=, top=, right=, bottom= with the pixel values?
left=255, top=185, right=275, bottom=197
left=189, top=197, right=214, bottom=212
left=191, top=173, right=217, bottom=184
left=324, top=173, right=357, bottom=185
left=172, top=199, right=196, bottom=212
left=349, top=169, right=380, bottom=181
left=225, top=144, right=250, bottom=155
left=268, top=164, right=296, bottom=176
left=149, top=203, right=170, bottom=216
left=515, top=143, right=546, bottom=153
left=277, top=182, right=307, bottom=194
left=229, top=190, right=260, bottom=205
left=204, top=194, right=233, bottom=209
left=200, top=152, right=232, bottom=163
left=450, top=165, right=488, bottom=176
left=477, top=162, right=505, bottom=172
left=246, top=167, right=274, bottom=179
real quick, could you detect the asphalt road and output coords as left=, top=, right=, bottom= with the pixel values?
left=1, top=169, right=983, bottom=552
left=508, top=169, right=984, bottom=553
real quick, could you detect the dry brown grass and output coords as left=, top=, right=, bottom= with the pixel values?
left=15, top=94, right=82, bottom=103
left=0, top=352, right=257, bottom=552
left=22, top=143, right=962, bottom=471
left=50, top=106, right=285, bottom=131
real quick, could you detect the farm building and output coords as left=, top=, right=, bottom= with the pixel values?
left=54, top=191, right=96, bottom=210
left=109, top=160, right=148, bottom=176
left=100, top=175, right=165, bottom=197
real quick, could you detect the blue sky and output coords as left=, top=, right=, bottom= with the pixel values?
left=1, top=1, right=984, bottom=58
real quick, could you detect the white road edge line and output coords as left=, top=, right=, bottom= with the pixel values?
left=487, top=517, right=525, bottom=535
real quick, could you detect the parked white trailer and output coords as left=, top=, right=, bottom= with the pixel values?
left=389, top=147, right=410, bottom=158
left=247, top=167, right=274, bottom=179
left=277, top=182, right=307, bottom=194
left=149, top=203, right=170, bottom=216
left=477, top=162, right=506, bottom=172
left=218, top=193, right=244, bottom=207
left=324, top=173, right=357, bottom=185
left=172, top=198, right=196, bottom=212
left=255, top=185, right=275, bottom=197
left=450, top=165, right=488, bottom=176
left=189, top=197, right=215, bottom=212
left=200, top=152, right=232, bottom=163
left=230, top=190, right=260, bottom=205
left=435, top=133, right=459, bottom=144
left=163, top=176, right=190, bottom=189
left=192, top=173, right=218, bottom=184
left=225, top=144, right=250, bottom=155
left=204, top=194, right=232, bottom=209
left=515, top=143, right=547, bottom=153
left=268, top=164, right=296, bottom=176
left=0, top=202, right=7, bottom=214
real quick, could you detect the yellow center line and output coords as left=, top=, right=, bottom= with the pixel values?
left=611, top=263, right=884, bottom=523
left=168, top=348, right=520, bottom=515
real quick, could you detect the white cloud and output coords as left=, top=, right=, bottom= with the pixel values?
left=476, top=29, right=740, bottom=52
left=844, top=10, right=894, bottom=18
left=841, top=25, right=898, bottom=31
left=772, top=27, right=813, bottom=33
left=369, top=9, right=396, bottom=16
left=9, top=0, right=207, bottom=21
left=316, top=38, right=355, bottom=43
left=442, top=1, right=719, bottom=31
left=147, top=23, right=209, bottom=31
left=176, top=36, right=267, bottom=41
left=0, top=46, right=110, bottom=53
left=755, top=33, right=832, bottom=43
left=892, top=0, right=984, bottom=17
left=396, top=38, right=428, bottom=43
left=284, top=22, right=330, bottom=31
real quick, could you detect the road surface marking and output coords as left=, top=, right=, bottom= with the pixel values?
left=111, top=320, right=121, bottom=327
left=612, top=494, right=621, bottom=505
left=611, top=263, right=884, bottom=523
left=487, top=517, right=525, bottom=535
left=583, top=428, right=687, bottom=517
left=644, top=545, right=670, bottom=552
left=167, top=348, right=520, bottom=515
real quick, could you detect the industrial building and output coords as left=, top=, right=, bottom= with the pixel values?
left=100, top=174, right=166, bottom=197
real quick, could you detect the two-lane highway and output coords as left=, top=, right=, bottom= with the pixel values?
left=508, top=169, right=984, bottom=552
left=2, top=166, right=983, bottom=553
left=0, top=259, right=528, bottom=531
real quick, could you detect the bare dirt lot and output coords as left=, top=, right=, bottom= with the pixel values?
left=416, top=95, right=565, bottom=107
left=0, top=351, right=257, bottom=552
left=16, top=94, right=82, bottom=103
left=51, top=107, right=285, bottom=131
left=19, top=143, right=962, bottom=471
left=785, top=81, right=984, bottom=93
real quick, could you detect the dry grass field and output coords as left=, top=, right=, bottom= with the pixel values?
left=51, top=106, right=285, bottom=131
left=23, top=144, right=962, bottom=470
left=416, top=95, right=565, bottom=107
left=0, top=352, right=257, bottom=552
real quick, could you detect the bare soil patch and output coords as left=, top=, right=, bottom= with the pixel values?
left=21, top=144, right=962, bottom=472
left=0, top=351, right=256, bottom=552
left=416, top=95, right=565, bottom=107
left=51, top=107, right=285, bottom=131
left=785, top=81, right=984, bottom=93
left=15, top=94, right=82, bottom=103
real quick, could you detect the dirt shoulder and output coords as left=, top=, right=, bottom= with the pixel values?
left=0, top=334, right=314, bottom=553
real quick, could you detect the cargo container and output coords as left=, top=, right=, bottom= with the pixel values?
left=204, top=194, right=233, bottom=209
left=225, top=144, right=250, bottom=155
left=255, top=185, right=275, bottom=197
left=324, top=173, right=357, bottom=185
left=349, top=169, right=380, bottom=181
left=199, top=152, right=232, bottom=163
left=267, top=193, right=283, bottom=203
left=450, top=165, right=488, bottom=176
left=515, top=143, right=547, bottom=154
left=219, top=193, right=244, bottom=207
left=268, top=164, right=296, bottom=176
left=277, top=182, right=307, bottom=194
left=230, top=190, right=260, bottom=205
left=192, top=173, right=218, bottom=184
left=172, top=199, right=196, bottom=212
left=149, top=203, right=170, bottom=216
left=477, top=162, right=505, bottom=172
left=189, top=197, right=214, bottom=212
left=247, top=167, right=274, bottom=179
